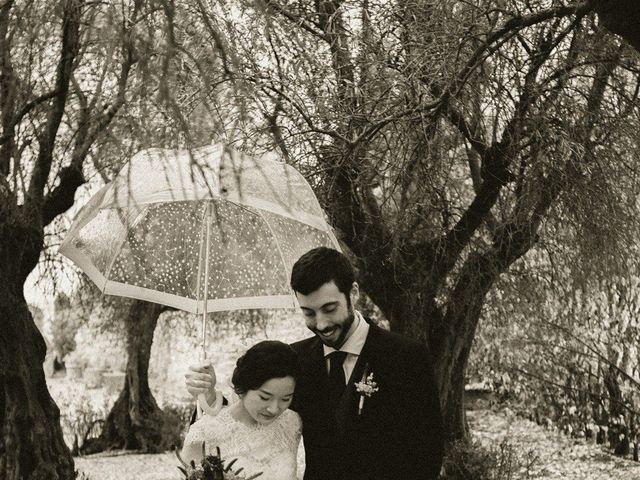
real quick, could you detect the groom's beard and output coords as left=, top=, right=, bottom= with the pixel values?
left=313, top=306, right=355, bottom=349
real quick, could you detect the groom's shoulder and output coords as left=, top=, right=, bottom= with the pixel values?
left=289, top=335, right=317, bottom=353
left=372, top=323, right=430, bottom=360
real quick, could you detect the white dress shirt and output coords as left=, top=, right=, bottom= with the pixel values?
left=323, top=310, right=370, bottom=383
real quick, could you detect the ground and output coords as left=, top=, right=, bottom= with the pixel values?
left=469, top=408, right=639, bottom=479
left=73, top=408, right=640, bottom=479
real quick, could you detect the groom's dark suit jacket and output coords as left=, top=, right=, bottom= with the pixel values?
left=290, top=320, right=444, bottom=480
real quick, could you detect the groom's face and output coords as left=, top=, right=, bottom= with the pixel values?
left=296, top=280, right=357, bottom=349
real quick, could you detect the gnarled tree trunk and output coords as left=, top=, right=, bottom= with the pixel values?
left=82, top=300, right=179, bottom=453
left=0, top=219, right=76, bottom=479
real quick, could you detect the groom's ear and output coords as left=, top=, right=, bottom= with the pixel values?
left=349, top=282, right=360, bottom=305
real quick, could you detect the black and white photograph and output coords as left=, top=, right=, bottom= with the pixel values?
left=2, top=1, right=640, bottom=479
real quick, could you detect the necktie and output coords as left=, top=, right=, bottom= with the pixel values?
left=327, top=351, right=348, bottom=405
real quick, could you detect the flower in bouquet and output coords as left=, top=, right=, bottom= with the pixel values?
left=176, top=444, right=262, bottom=480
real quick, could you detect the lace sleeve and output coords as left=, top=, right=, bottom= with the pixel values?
left=183, top=415, right=222, bottom=446
left=282, top=410, right=302, bottom=450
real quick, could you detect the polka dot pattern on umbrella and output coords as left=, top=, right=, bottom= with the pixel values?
left=59, top=144, right=340, bottom=313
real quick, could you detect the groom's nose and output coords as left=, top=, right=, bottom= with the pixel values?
left=314, top=314, right=331, bottom=331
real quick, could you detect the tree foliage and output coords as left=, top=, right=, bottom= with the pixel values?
left=183, top=0, right=640, bottom=440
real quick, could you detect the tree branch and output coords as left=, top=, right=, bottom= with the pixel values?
left=530, top=45, right=621, bottom=231
left=0, top=90, right=60, bottom=147
left=195, top=0, right=233, bottom=76
left=264, top=99, right=292, bottom=163
left=259, top=0, right=328, bottom=42
left=42, top=1, right=140, bottom=226
left=260, top=82, right=348, bottom=142
left=444, top=104, right=489, bottom=159
left=441, top=2, right=593, bottom=106
left=424, top=23, right=562, bottom=279
left=26, top=0, right=83, bottom=217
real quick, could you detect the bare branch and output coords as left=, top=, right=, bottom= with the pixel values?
left=42, top=1, right=141, bottom=226
left=423, top=21, right=568, bottom=278
left=442, top=2, right=593, bottom=104
left=260, top=82, right=348, bottom=142
left=264, top=100, right=292, bottom=163
left=26, top=0, right=84, bottom=216
left=0, top=90, right=60, bottom=147
left=258, top=0, right=328, bottom=42
left=443, top=104, right=489, bottom=159
left=195, top=0, right=234, bottom=76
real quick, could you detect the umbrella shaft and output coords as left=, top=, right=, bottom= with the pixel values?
left=201, top=201, right=214, bottom=359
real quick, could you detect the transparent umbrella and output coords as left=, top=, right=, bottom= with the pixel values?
left=60, top=143, right=339, bottom=354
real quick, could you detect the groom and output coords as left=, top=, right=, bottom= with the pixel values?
left=186, top=247, right=444, bottom=480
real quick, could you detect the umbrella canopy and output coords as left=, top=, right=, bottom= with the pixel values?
left=60, top=144, right=339, bottom=314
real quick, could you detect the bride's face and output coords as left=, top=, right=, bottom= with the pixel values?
left=241, top=376, right=296, bottom=425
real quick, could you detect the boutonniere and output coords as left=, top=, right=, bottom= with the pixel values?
left=354, top=363, right=378, bottom=415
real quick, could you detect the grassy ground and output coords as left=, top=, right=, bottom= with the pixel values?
left=468, top=408, right=640, bottom=479
left=73, top=408, right=640, bottom=480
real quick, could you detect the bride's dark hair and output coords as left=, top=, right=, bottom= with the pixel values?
left=232, top=340, right=300, bottom=395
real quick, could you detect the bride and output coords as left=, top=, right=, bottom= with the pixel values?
left=181, top=340, right=302, bottom=480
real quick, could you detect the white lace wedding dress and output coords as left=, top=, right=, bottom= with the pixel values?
left=182, top=406, right=302, bottom=480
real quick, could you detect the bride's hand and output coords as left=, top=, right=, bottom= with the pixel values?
left=185, top=362, right=217, bottom=405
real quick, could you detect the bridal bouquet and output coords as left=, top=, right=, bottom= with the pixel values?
left=176, top=444, right=263, bottom=480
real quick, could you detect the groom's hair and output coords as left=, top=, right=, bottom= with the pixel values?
left=232, top=340, right=300, bottom=395
left=290, top=247, right=355, bottom=298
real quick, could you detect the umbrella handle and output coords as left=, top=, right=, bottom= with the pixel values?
left=197, top=392, right=223, bottom=417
